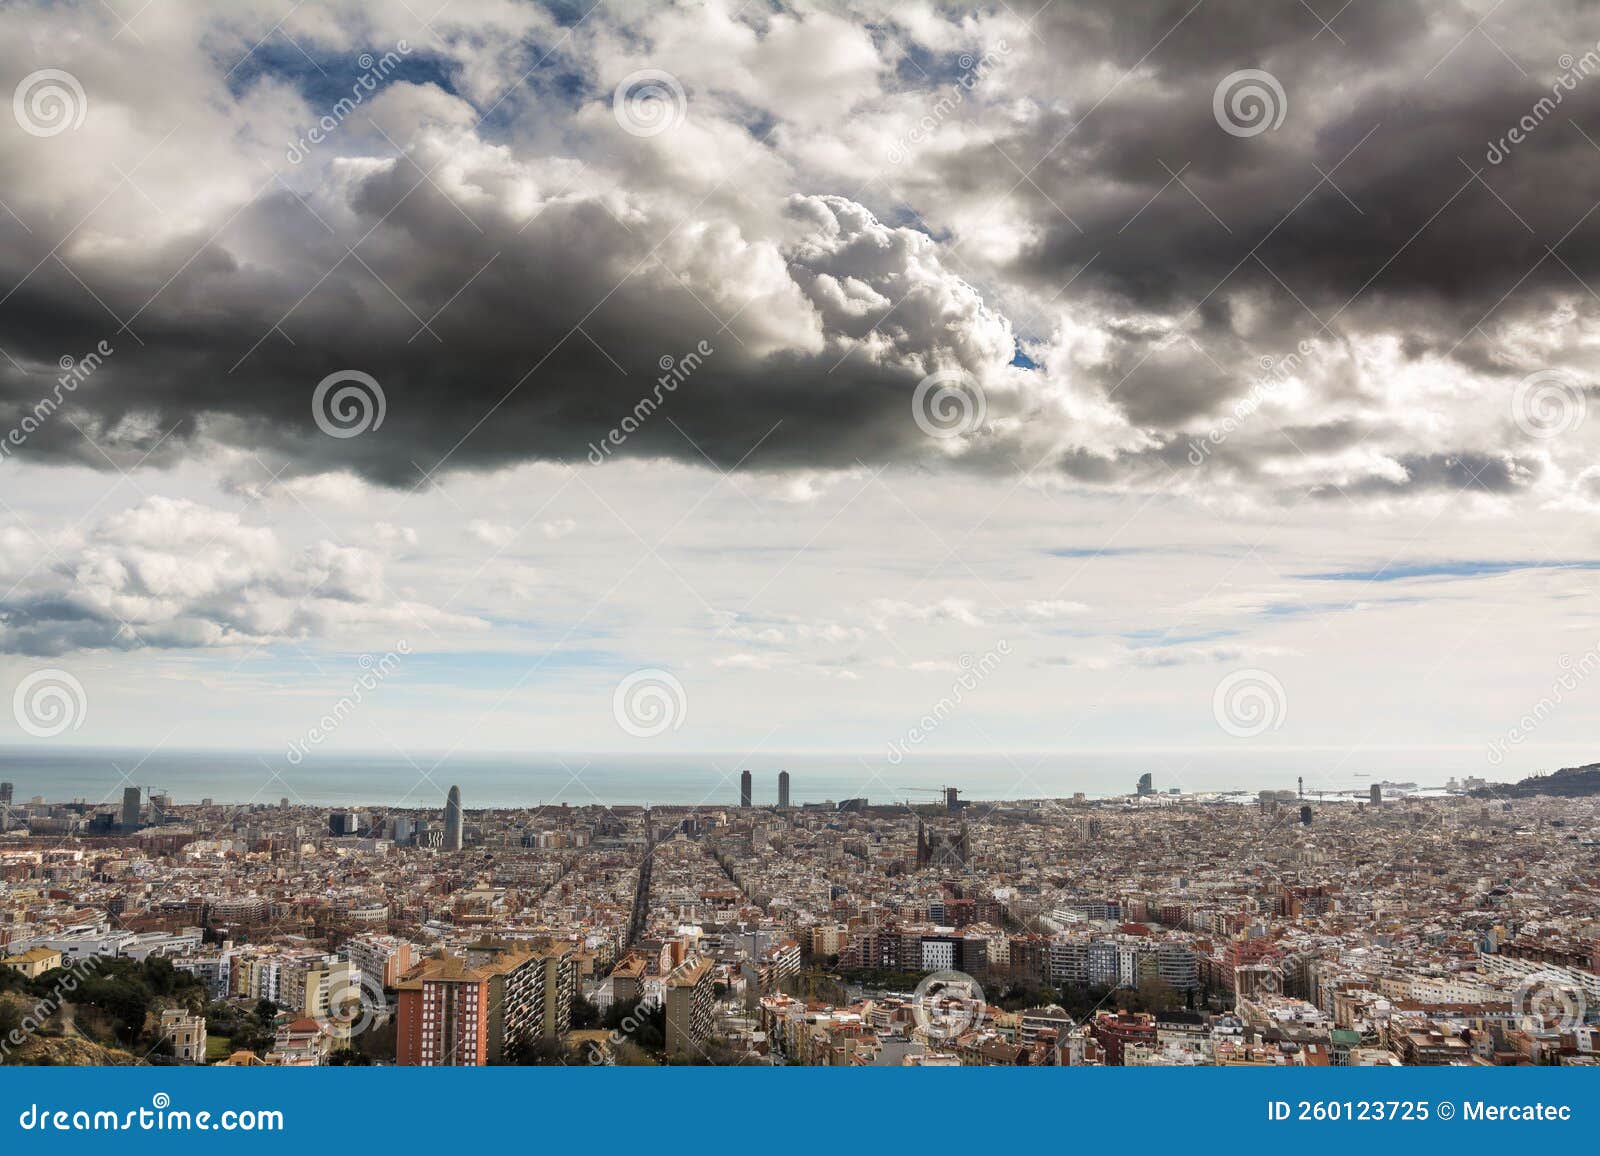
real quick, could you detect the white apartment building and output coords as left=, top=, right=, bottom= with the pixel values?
left=172, top=949, right=236, bottom=998
left=121, top=928, right=204, bottom=961
left=303, top=959, right=358, bottom=1021
left=345, top=934, right=414, bottom=989
left=25, top=925, right=131, bottom=963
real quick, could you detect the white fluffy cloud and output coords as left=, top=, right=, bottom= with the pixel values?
left=0, top=497, right=479, bottom=654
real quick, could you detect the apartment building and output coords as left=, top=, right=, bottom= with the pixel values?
left=302, top=958, right=358, bottom=1021
left=345, top=934, right=414, bottom=989
left=397, top=941, right=575, bottom=1066
left=664, top=957, right=715, bottom=1059
left=397, top=952, right=493, bottom=1067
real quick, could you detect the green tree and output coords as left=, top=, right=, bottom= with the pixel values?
left=505, top=1035, right=575, bottom=1065
left=602, top=997, right=665, bottom=1051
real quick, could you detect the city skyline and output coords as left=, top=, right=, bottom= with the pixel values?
left=2, top=780, right=1594, bottom=1068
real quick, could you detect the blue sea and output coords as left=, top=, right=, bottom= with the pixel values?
left=0, top=746, right=1470, bottom=808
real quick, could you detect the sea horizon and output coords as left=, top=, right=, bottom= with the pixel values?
left=0, top=743, right=1525, bottom=809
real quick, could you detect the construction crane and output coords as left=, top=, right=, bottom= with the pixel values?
left=903, top=786, right=962, bottom=813
left=143, top=786, right=172, bottom=821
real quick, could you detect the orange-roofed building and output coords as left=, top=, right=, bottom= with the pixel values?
left=397, top=952, right=493, bottom=1067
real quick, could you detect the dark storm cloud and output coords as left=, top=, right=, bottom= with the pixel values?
left=0, top=0, right=1596, bottom=498
left=0, top=177, right=981, bottom=484
left=1001, top=0, right=1600, bottom=361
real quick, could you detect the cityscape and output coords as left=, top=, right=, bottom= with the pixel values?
left=2, top=769, right=1596, bottom=1067
left=2, top=0, right=1600, bottom=1099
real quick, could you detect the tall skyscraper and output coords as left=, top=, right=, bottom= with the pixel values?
left=739, top=770, right=752, bottom=809
left=0, top=781, right=12, bottom=805
left=121, top=786, right=141, bottom=833
left=444, top=785, right=463, bottom=851
left=777, top=770, right=790, bottom=809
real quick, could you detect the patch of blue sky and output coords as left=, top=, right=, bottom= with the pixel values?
left=1298, top=559, right=1600, bottom=582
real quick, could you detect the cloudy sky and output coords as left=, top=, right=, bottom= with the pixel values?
left=2, top=0, right=1600, bottom=788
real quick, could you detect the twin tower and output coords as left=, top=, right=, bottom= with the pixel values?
left=739, top=770, right=790, bottom=809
